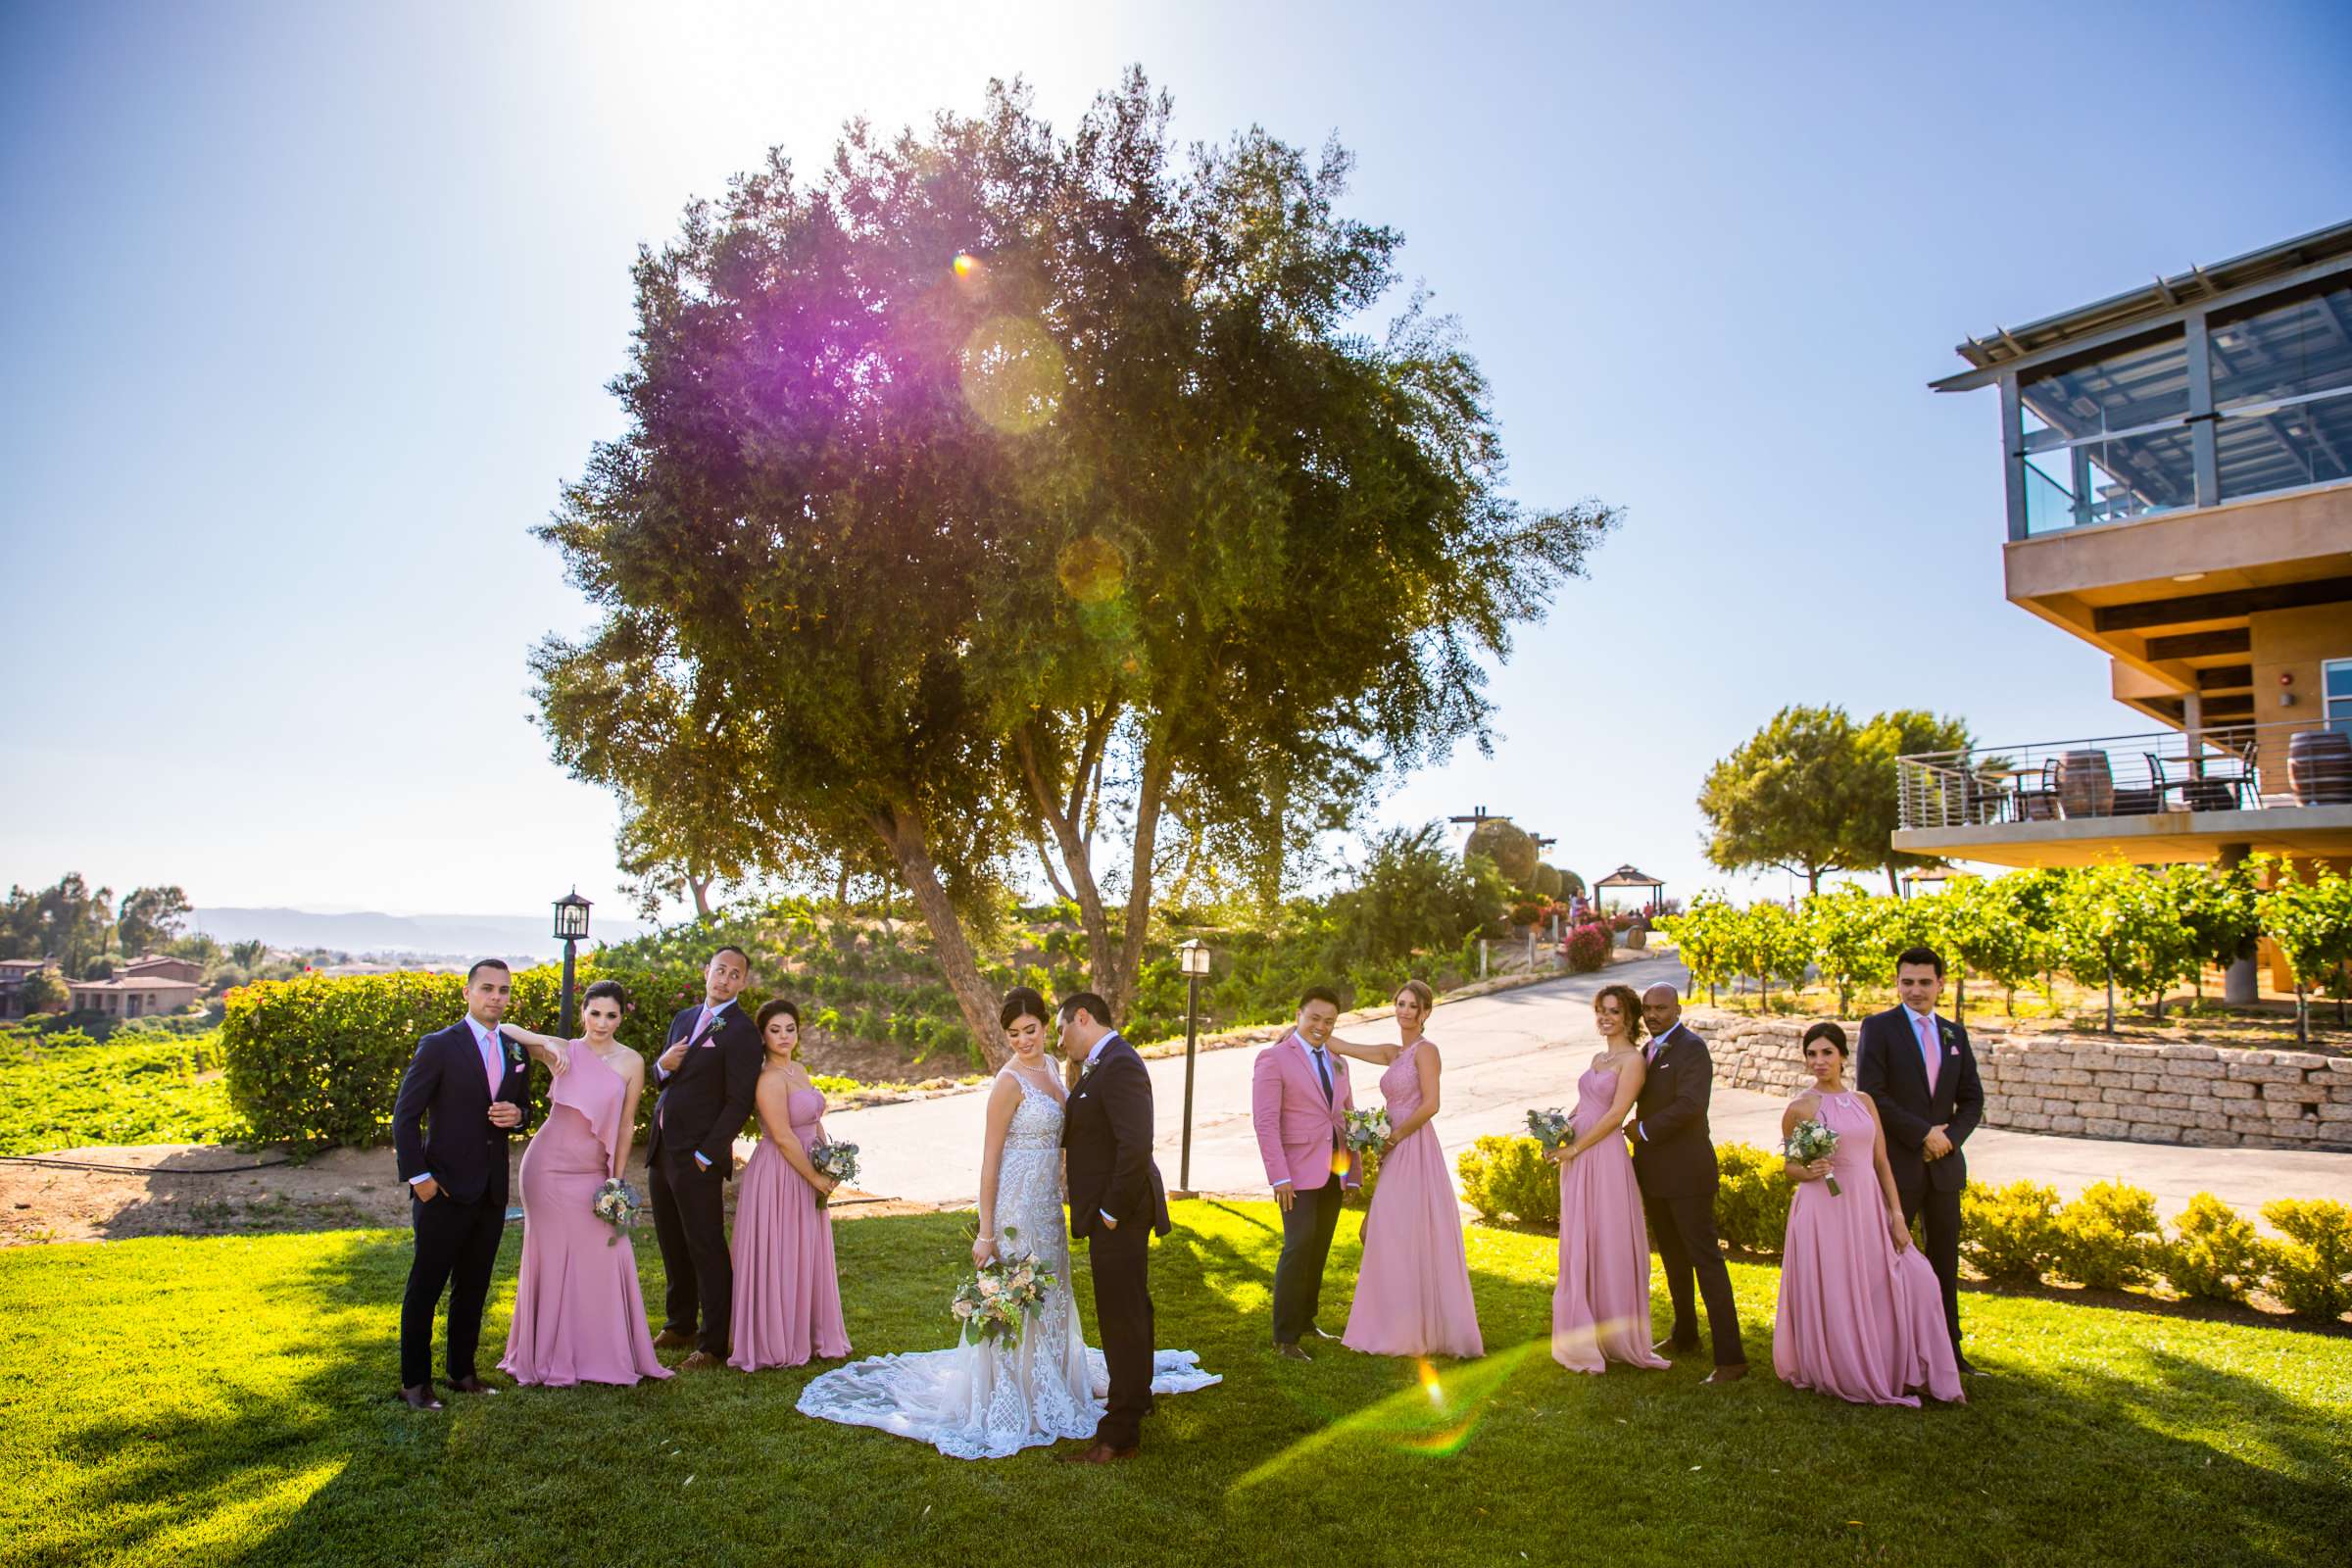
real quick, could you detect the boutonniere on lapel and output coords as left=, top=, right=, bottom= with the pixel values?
left=507, top=1046, right=525, bottom=1072
left=1938, top=1023, right=1956, bottom=1046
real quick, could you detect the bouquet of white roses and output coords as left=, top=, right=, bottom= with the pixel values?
left=1782, top=1118, right=1841, bottom=1195
left=809, top=1138, right=859, bottom=1208
left=591, top=1177, right=643, bottom=1246
left=1526, top=1107, right=1575, bottom=1152
left=952, top=1226, right=1057, bottom=1345
left=1342, top=1106, right=1392, bottom=1153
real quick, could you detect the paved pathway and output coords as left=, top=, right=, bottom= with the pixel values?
left=823, top=955, right=2352, bottom=1223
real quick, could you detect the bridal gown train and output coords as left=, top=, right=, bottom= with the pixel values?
left=796, top=1067, right=1217, bottom=1458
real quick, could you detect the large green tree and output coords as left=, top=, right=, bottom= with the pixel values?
left=1698, top=705, right=1971, bottom=895
left=533, top=74, right=1615, bottom=1063
left=0, top=873, right=115, bottom=973
left=1697, top=706, right=1870, bottom=894
left=117, top=885, right=192, bottom=957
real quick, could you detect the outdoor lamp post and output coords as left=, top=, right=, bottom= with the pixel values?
left=1176, top=938, right=1212, bottom=1196
left=553, top=889, right=592, bottom=1035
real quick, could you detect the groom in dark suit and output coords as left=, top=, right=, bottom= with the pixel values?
left=391, top=958, right=533, bottom=1409
left=1057, top=992, right=1170, bottom=1464
left=1857, top=946, right=1984, bottom=1372
left=1632, top=984, right=1747, bottom=1382
left=647, top=945, right=761, bottom=1367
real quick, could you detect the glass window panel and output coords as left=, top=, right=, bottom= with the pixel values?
left=2216, top=389, right=2352, bottom=500
left=2021, top=328, right=2189, bottom=443
left=2327, top=660, right=2352, bottom=699
left=2210, top=281, right=2352, bottom=411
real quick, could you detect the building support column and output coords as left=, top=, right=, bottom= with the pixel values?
left=2220, top=841, right=2259, bottom=1005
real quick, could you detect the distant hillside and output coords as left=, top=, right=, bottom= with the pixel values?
left=189, top=907, right=645, bottom=960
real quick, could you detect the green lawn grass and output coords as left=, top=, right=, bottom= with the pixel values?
left=0, top=1030, right=242, bottom=1155
left=2, top=1200, right=2345, bottom=1568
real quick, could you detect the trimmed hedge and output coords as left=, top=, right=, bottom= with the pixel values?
left=1455, top=1134, right=1559, bottom=1228
left=1455, top=1134, right=2350, bottom=1322
left=221, top=957, right=760, bottom=1149
left=2264, top=1198, right=2352, bottom=1320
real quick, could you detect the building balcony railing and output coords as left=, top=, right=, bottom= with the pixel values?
left=1896, top=717, right=2352, bottom=833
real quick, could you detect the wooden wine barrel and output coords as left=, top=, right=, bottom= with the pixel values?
left=2055, top=750, right=2115, bottom=817
left=2286, top=727, right=2352, bottom=806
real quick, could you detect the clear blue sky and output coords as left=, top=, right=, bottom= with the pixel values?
left=3, top=0, right=2347, bottom=922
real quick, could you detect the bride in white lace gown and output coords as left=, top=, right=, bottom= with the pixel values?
left=796, top=988, right=1216, bottom=1459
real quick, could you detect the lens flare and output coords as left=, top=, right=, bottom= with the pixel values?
left=1229, top=1339, right=1542, bottom=1494
left=958, top=315, right=1062, bottom=434
left=1329, top=1145, right=1353, bottom=1179
left=1054, top=535, right=1126, bottom=605
left=953, top=252, right=979, bottom=277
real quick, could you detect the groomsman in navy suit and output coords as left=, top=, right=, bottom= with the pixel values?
left=646, top=945, right=761, bottom=1367
left=1857, top=946, right=1984, bottom=1372
left=392, top=958, right=534, bottom=1409
left=1632, top=984, right=1747, bottom=1382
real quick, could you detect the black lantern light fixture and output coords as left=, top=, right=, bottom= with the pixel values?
left=553, top=889, right=592, bottom=1034
left=1176, top=938, right=1212, bottom=1196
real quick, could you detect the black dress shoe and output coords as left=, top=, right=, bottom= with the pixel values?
left=398, top=1384, right=444, bottom=1411
left=1956, top=1355, right=1982, bottom=1376
left=1700, top=1363, right=1748, bottom=1385
left=444, top=1375, right=497, bottom=1395
left=1307, top=1323, right=1343, bottom=1342
left=1653, top=1338, right=1698, bottom=1355
left=1056, top=1441, right=1138, bottom=1465
left=1273, top=1342, right=1311, bottom=1362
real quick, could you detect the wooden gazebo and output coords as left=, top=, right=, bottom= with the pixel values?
left=1593, top=863, right=1666, bottom=914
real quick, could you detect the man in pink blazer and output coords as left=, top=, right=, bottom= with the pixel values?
left=1252, top=986, right=1358, bottom=1360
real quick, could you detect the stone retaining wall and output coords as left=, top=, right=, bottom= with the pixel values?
left=1685, top=1008, right=2352, bottom=1152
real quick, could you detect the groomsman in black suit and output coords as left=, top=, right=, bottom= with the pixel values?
left=1631, top=984, right=1747, bottom=1383
left=1857, top=946, right=1984, bottom=1372
left=647, top=945, right=760, bottom=1367
left=391, top=958, right=533, bottom=1409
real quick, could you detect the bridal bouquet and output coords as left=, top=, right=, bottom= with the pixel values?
left=809, top=1138, right=859, bottom=1208
left=1782, top=1119, right=1841, bottom=1196
left=1342, top=1106, right=1392, bottom=1153
left=1527, top=1107, right=1575, bottom=1152
left=952, top=1227, right=1057, bottom=1345
left=591, top=1177, right=643, bottom=1246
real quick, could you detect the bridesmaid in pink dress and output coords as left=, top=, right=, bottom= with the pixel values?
left=1775, top=1021, right=1964, bottom=1406
left=729, top=999, right=852, bottom=1371
left=497, top=981, right=671, bottom=1387
left=1330, top=980, right=1484, bottom=1359
left=1550, top=983, right=1670, bottom=1374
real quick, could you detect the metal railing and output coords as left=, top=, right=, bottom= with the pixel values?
left=1896, top=717, right=2352, bottom=832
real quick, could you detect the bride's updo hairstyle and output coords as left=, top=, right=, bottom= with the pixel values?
left=999, top=987, right=1051, bottom=1033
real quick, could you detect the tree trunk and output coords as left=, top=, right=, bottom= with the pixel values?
left=1015, top=719, right=1119, bottom=1009
left=1886, top=864, right=1902, bottom=898
left=1954, top=971, right=1966, bottom=1027
left=1110, top=735, right=1176, bottom=1021
left=688, top=873, right=713, bottom=920
left=868, top=804, right=1008, bottom=1071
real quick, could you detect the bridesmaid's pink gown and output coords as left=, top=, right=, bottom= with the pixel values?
left=499, top=1043, right=670, bottom=1387
left=1342, top=1040, right=1485, bottom=1359
left=729, top=1087, right=852, bottom=1371
left=1552, top=1060, right=1670, bottom=1374
left=1773, top=1091, right=1965, bottom=1406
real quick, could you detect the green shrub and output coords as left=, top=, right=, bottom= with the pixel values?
left=2052, top=1179, right=2164, bottom=1291
left=2162, top=1193, right=2267, bottom=1303
left=1712, top=1142, right=1792, bottom=1255
left=220, top=958, right=728, bottom=1149
left=1455, top=1134, right=1558, bottom=1227
left=2261, top=1199, right=2352, bottom=1320
left=1961, top=1179, right=2061, bottom=1285
left=1343, top=1144, right=1383, bottom=1211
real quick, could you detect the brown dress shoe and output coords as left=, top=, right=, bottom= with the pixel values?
left=677, top=1350, right=726, bottom=1371
left=444, top=1375, right=497, bottom=1395
left=398, top=1384, right=444, bottom=1411
left=1701, top=1363, right=1749, bottom=1385
left=653, top=1330, right=698, bottom=1351
left=1056, top=1441, right=1138, bottom=1465
left=1273, top=1342, right=1311, bottom=1362
left=1654, top=1337, right=1697, bottom=1355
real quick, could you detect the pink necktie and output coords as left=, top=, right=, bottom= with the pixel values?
left=1916, top=1013, right=1940, bottom=1094
left=480, top=1028, right=501, bottom=1097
